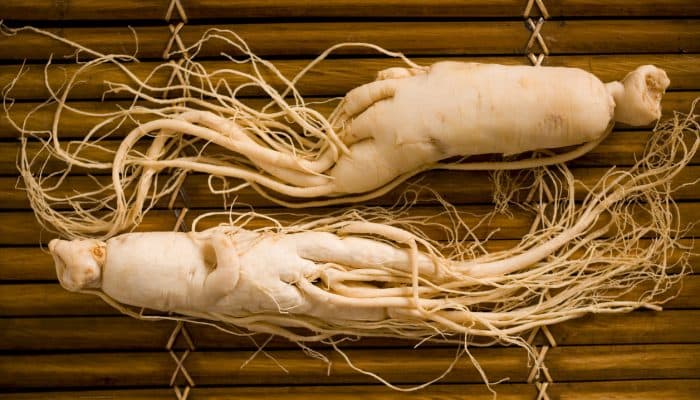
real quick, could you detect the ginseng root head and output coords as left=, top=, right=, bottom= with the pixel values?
left=49, top=238, right=106, bottom=291
left=607, top=65, right=671, bottom=126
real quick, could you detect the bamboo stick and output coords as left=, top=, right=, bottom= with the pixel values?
left=2, top=22, right=527, bottom=60
left=2, top=0, right=700, bottom=20
left=0, top=344, right=698, bottom=389
left=2, top=380, right=699, bottom=400
left=2, top=384, right=533, bottom=400
left=1, top=20, right=698, bottom=61
left=0, top=283, right=118, bottom=316
left=2, top=310, right=699, bottom=351
left=547, top=379, right=700, bottom=400
left=2, top=55, right=698, bottom=101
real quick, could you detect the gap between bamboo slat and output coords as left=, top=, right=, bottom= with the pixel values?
left=2, top=54, right=698, bottom=101
left=0, top=344, right=698, bottom=389
left=3, top=0, right=700, bottom=20
left=1, top=20, right=698, bottom=61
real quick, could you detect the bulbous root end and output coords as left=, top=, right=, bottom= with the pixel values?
left=606, top=65, right=670, bottom=126
left=49, top=238, right=106, bottom=291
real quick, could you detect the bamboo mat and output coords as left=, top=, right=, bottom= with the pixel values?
left=1, top=1, right=699, bottom=399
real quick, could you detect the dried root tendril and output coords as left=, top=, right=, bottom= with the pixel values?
left=76, top=106, right=698, bottom=390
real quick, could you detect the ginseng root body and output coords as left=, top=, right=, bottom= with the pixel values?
left=327, top=62, right=667, bottom=193
left=9, top=26, right=671, bottom=237
left=50, top=230, right=416, bottom=322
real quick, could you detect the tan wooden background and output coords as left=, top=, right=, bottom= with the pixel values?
left=1, top=1, right=699, bottom=398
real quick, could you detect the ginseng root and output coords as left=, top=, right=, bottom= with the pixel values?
left=4, top=26, right=671, bottom=238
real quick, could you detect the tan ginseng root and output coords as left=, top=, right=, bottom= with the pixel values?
left=47, top=108, right=698, bottom=390
left=3, top=25, right=672, bottom=238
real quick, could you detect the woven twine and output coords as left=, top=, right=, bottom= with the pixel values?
left=162, top=1, right=195, bottom=398
left=524, top=0, right=550, bottom=66
left=521, top=3, right=556, bottom=398
left=525, top=292, right=558, bottom=400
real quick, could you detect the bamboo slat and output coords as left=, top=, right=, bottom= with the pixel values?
left=0, top=284, right=118, bottom=316
left=1, top=344, right=698, bottom=389
left=2, top=310, right=699, bottom=352
left=2, top=0, right=699, bottom=20
left=2, top=380, right=700, bottom=400
left=0, top=384, right=538, bottom=400
left=2, top=273, right=698, bottom=317
left=2, top=55, right=699, bottom=101
left=3, top=91, right=697, bottom=140
left=2, top=201, right=699, bottom=245
left=0, top=23, right=530, bottom=60
left=1, top=20, right=698, bottom=61
left=545, top=380, right=700, bottom=400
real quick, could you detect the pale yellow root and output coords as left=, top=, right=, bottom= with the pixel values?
left=7, top=25, right=619, bottom=237
left=73, top=107, right=699, bottom=391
